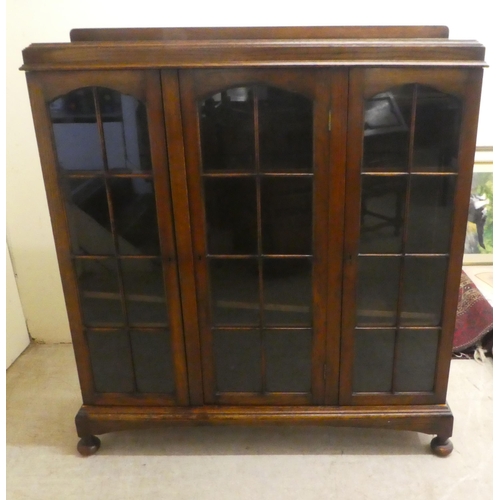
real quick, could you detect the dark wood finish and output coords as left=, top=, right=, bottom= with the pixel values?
left=433, top=69, right=484, bottom=402
left=74, top=403, right=454, bottom=443
left=340, top=68, right=484, bottom=407
left=26, top=72, right=95, bottom=404
left=430, top=436, right=454, bottom=457
left=70, top=26, right=450, bottom=42
left=325, top=70, right=349, bottom=405
left=21, top=40, right=485, bottom=72
left=22, top=27, right=485, bottom=456
left=76, top=435, right=101, bottom=456
left=25, top=70, right=190, bottom=407
left=179, top=68, right=332, bottom=406
left=161, top=70, right=204, bottom=405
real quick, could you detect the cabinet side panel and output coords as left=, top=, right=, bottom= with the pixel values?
left=433, top=69, right=484, bottom=401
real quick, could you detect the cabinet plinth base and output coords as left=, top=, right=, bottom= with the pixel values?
left=75, top=403, right=453, bottom=455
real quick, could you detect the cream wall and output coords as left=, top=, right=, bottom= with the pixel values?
left=6, top=245, right=30, bottom=367
left=6, top=0, right=495, bottom=345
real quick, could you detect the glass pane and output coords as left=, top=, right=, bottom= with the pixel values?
left=108, top=177, right=161, bottom=255
left=359, top=175, right=406, bottom=253
left=97, top=88, right=152, bottom=172
left=413, top=86, right=462, bottom=172
left=259, top=86, right=313, bottom=172
left=401, top=257, right=448, bottom=326
left=265, top=329, right=312, bottom=392
left=263, top=259, right=312, bottom=326
left=204, top=177, right=257, bottom=255
left=87, top=330, right=134, bottom=392
left=394, top=329, right=439, bottom=392
left=200, top=87, right=255, bottom=171
left=356, top=257, right=400, bottom=326
left=213, top=330, right=261, bottom=392
left=75, top=258, right=124, bottom=326
left=353, top=329, right=395, bottom=392
left=210, top=259, right=259, bottom=326
left=362, top=86, right=413, bottom=172
left=130, top=330, right=175, bottom=393
left=64, top=177, right=114, bottom=255
left=49, top=88, right=104, bottom=172
left=261, top=177, right=313, bottom=255
left=406, top=176, right=456, bottom=254
left=121, top=259, right=168, bottom=326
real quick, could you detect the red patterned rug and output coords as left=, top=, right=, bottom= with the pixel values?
left=453, top=271, right=493, bottom=356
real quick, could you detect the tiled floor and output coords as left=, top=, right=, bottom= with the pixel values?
left=6, top=344, right=493, bottom=500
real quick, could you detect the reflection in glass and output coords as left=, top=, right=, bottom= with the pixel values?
left=130, top=330, right=175, bottom=393
left=401, top=257, right=448, bottom=326
left=97, top=88, right=152, bottom=172
left=50, top=87, right=152, bottom=172
left=360, top=175, right=406, bottom=253
left=109, top=178, right=161, bottom=255
left=363, top=86, right=413, bottom=172
left=64, top=177, right=114, bottom=255
left=75, top=258, right=124, bottom=326
left=87, top=330, right=134, bottom=392
left=209, top=259, right=259, bottom=325
left=204, top=177, right=257, bottom=255
left=259, top=86, right=313, bottom=172
left=263, top=259, right=312, bottom=325
left=50, top=88, right=104, bottom=171
left=121, top=259, right=168, bottom=326
left=394, top=329, right=439, bottom=392
left=356, top=256, right=400, bottom=326
left=265, top=329, right=312, bottom=392
left=261, top=177, right=313, bottom=255
left=200, top=87, right=255, bottom=171
left=353, top=329, right=395, bottom=392
left=413, top=86, right=462, bottom=172
left=406, top=176, right=456, bottom=254
left=213, top=330, right=261, bottom=392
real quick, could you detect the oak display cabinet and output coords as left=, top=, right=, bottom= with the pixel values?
left=21, top=26, right=485, bottom=457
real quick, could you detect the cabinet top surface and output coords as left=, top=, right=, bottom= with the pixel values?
left=21, top=26, right=486, bottom=71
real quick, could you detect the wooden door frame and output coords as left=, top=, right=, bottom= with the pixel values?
left=26, top=69, right=190, bottom=406
left=339, top=67, right=484, bottom=406
left=178, top=67, right=341, bottom=406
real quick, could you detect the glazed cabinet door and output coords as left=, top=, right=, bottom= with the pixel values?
left=26, top=71, right=189, bottom=406
left=179, top=69, right=347, bottom=405
left=340, top=68, right=483, bottom=405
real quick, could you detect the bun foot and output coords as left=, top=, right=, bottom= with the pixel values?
left=77, top=435, right=101, bottom=456
left=430, top=436, right=453, bottom=457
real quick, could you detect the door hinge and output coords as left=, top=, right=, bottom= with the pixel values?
left=328, top=110, right=332, bottom=131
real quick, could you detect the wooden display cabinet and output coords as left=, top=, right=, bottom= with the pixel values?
left=21, top=26, right=485, bottom=456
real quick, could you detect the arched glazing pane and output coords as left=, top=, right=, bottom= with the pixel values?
left=259, top=86, right=313, bottom=172
left=199, top=87, right=256, bottom=171
left=49, top=87, right=152, bottom=172
left=362, top=86, right=413, bottom=172
left=200, top=83, right=315, bottom=396
left=362, top=84, right=462, bottom=172
left=199, top=85, right=313, bottom=172
left=413, top=85, right=462, bottom=172
left=49, top=88, right=103, bottom=171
